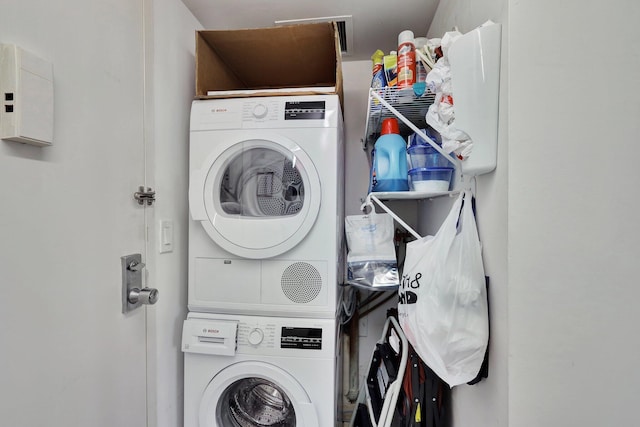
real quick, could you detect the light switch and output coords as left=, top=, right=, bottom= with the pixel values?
left=159, top=220, right=174, bottom=253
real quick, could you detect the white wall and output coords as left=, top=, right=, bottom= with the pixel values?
left=148, top=0, right=201, bottom=426
left=425, top=2, right=509, bottom=427
left=509, top=1, right=640, bottom=426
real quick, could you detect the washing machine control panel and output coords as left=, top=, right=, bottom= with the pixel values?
left=247, top=328, right=264, bottom=345
left=280, top=326, right=323, bottom=350
left=236, top=321, right=323, bottom=351
left=237, top=322, right=277, bottom=349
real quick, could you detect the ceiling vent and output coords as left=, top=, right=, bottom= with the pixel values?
left=274, top=15, right=353, bottom=55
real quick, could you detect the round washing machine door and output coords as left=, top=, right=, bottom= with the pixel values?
left=199, top=361, right=319, bottom=427
left=190, top=134, right=321, bottom=259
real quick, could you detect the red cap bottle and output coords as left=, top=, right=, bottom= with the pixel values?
left=372, top=117, right=409, bottom=192
left=380, top=118, right=400, bottom=135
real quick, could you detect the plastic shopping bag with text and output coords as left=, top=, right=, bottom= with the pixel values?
left=398, top=190, right=488, bottom=387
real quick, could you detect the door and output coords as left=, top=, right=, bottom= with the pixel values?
left=0, top=1, right=151, bottom=426
left=199, top=361, right=319, bottom=427
left=189, top=132, right=321, bottom=259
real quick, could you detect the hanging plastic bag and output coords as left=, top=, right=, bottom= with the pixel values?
left=424, top=30, right=475, bottom=161
left=345, top=209, right=399, bottom=290
left=398, top=190, right=488, bottom=387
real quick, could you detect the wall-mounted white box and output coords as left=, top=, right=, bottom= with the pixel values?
left=0, top=44, right=54, bottom=146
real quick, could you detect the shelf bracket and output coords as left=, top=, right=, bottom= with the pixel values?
left=363, top=194, right=422, bottom=240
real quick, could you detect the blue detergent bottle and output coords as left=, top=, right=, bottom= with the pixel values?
left=371, top=118, right=409, bottom=192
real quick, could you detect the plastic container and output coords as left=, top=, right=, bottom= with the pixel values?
left=408, top=145, right=453, bottom=169
left=397, top=30, right=416, bottom=89
left=371, top=118, right=409, bottom=192
left=408, top=128, right=442, bottom=147
left=408, top=167, right=453, bottom=192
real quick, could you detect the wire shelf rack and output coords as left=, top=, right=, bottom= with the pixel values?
left=363, top=87, right=436, bottom=150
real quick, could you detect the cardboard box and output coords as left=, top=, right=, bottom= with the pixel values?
left=195, top=22, right=343, bottom=109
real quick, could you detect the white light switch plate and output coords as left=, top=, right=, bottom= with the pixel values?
left=159, top=219, right=174, bottom=253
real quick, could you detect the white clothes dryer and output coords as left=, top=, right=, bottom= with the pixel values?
left=188, top=95, right=344, bottom=318
left=182, top=312, right=341, bottom=427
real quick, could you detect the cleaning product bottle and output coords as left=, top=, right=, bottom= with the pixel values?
left=371, top=118, right=409, bottom=192
left=383, top=51, right=398, bottom=87
left=397, top=30, right=416, bottom=89
left=370, top=50, right=387, bottom=111
left=413, top=37, right=429, bottom=84
left=370, top=49, right=387, bottom=90
left=412, top=36, right=429, bottom=96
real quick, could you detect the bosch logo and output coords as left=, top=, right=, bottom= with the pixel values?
left=211, top=108, right=227, bottom=113
left=202, top=328, right=219, bottom=334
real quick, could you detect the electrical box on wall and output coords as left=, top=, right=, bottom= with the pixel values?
left=0, top=44, right=54, bottom=146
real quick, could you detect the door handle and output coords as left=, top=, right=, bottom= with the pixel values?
left=121, top=253, right=159, bottom=313
left=128, top=287, right=159, bottom=305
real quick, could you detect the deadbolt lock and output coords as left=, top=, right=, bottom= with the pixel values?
left=128, top=287, right=159, bottom=305
left=121, top=253, right=159, bottom=313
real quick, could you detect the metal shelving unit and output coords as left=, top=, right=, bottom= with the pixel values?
left=363, top=87, right=436, bottom=150
left=364, top=87, right=461, bottom=174
left=359, top=22, right=502, bottom=246
left=361, top=87, right=461, bottom=238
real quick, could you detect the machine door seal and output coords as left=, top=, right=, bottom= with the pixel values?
left=199, top=360, right=320, bottom=427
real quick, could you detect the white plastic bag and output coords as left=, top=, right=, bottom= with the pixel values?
left=398, top=190, right=488, bottom=387
left=424, top=30, right=474, bottom=161
left=345, top=211, right=399, bottom=290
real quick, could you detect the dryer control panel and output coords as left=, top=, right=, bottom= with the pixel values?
left=191, top=96, right=340, bottom=131
left=283, top=100, right=326, bottom=120
left=242, top=100, right=281, bottom=122
left=241, top=100, right=327, bottom=123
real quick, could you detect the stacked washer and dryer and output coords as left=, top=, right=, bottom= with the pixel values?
left=183, top=94, right=345, bottom=427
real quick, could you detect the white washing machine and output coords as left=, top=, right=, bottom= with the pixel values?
left=188, top=95, right=344, bottom=318
left=182, top=312, right=341, bottom=427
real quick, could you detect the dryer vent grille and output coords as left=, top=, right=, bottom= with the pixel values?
left=281, top=262, right=322, bottom=304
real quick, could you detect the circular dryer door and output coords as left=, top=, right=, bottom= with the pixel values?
left=192, top=136, right=321, bottom=259
left=199, top=361, right=319, bottom=427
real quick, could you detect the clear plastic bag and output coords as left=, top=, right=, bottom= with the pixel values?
left=345, top=211, right=399, bottom=290
left=398, top=190, right=488, bottom=386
